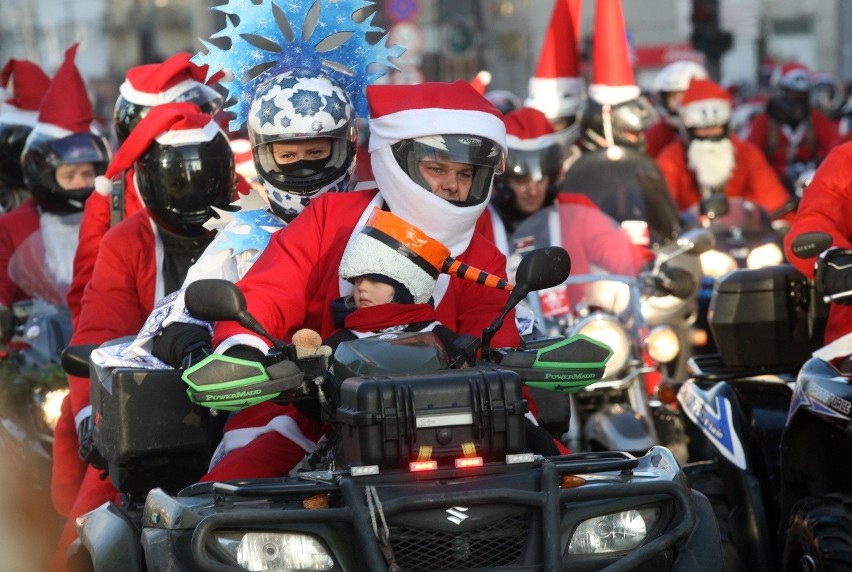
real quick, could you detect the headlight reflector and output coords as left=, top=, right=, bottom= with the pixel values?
left=645, top=326, right=680, bottom=364
left=700, top=250, right=737, bottom=279
left=574, top=315, right=630, bottom=378
left=746, top=242, right=784, bottom=269
left=214, top=531, right=334, bottom=571
left=567, top=507, right=660, bottom=555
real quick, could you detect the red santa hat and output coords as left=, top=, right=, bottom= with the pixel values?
left=0, top=59, right=50, bottom=126
left=504, top=106, right=558, bottom=149
left=678, top=79, right=732, bottom=128
left=30, top=44, right=95, bottom=140
left=339, top=207, right=512, bottom=304
left=771, top=61, right=811, bottom=93
left=229, top=137, right=256, bottom=181
left=524, top=0, right=584, bottom=120
left=105, top=101, right=221, bottom=179
left=366, top=80, right=507, bottom=156
left=587, top=0, right=641, bottom=106
left=120, top=51, right=223, bottom=107
left=469, top=70, right=492, bottom=96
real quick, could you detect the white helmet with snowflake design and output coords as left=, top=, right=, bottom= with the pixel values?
left=248, top=69, right=357, bottom=222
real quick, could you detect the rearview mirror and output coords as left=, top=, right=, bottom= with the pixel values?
left=185, top=279, right=247, bottom=323
left=676, top=228, right=715, bottom=255
left=700, top=193, right=730, bottom=220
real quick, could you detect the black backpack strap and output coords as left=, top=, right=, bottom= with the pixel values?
left=109, top=173, right=125, bottom=228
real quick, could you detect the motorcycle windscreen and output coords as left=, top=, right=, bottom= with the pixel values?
left=332, top=331, right=449, bottom=382
left=559, top=147, right=681, bottom=247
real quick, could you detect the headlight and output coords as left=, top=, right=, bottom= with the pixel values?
left=574, top=315, right=630, bottom=378
left=39, top=388, right=69, bottom=431
left=746, top=243, right=784, bottom=269
left=214, top=531, right=334, bottom=571
left=645, top=326, right=680, bottom=364
left=584, top=280, right=631, bottom=315
left=566, top=506, right=661, bottom=555
left=699, top=250, right=737, bottom=279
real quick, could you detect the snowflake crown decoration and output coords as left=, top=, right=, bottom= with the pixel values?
left=193, top=0, right=405, bottom=132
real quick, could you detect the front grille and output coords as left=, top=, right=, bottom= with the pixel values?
left=388, top=512, right=532, bottom=571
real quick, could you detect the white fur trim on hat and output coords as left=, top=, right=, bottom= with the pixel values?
left=368, top=107, right=507, bottom=158
left=120, top=77, right=204, bottom=107
left=588, top=84, right=641, bottom=106
left=339, top=231, right=436, bottom=304
left=154, top=119, right=220, bottom=146
left=524, top=76, right=586, bottom=120
left=0, top=105, right=38, bottom=127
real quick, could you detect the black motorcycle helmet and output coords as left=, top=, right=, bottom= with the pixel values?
left=766, top=65, right=812, bottom=127
left=134, top=131, right=234, bottom=236
left=579, top=96, right=655, bottom=153
left=114, top=84, right=223, bottom=145
left=0, top=123, right=34, bottom=190
left=21, top=130, right=111, bottom=214
left=390, top=134, right=505, bottom=207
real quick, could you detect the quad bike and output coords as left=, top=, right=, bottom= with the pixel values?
left=676, top=231, right=840, bottom=571
left=67, top=247, right=723, bottom=571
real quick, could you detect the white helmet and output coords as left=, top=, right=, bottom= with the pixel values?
left=653, top=61, right=709, bottom=94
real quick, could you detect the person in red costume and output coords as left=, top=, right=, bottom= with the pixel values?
left=0, top=58, right=52, bottom=214
left=51, top=103, right=236, bottom=570
left=645, top=60, right=708, bottom=158
left=657, top=78, right=793, bottom=219
left=783, top=140, right=852, bottom=349
left=745, top=62, right=837, bottom=191
left=66, top=52, right=225, bottom=327
left=204, top=81, right=519, bottom=480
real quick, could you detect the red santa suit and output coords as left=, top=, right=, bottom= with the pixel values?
left=213, top=190, right=518, bottom=350
left=746, top=109, right=837, bottom=184
left=783, top=140, right=852, bottom=345
left=657, top=134, right=793, bottom=217
left=0, top=199, right=39, bottom=308
left=66, top=171, right=144, bottom=327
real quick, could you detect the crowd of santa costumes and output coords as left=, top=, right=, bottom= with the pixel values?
left=3, top=0, right=852, bottom=570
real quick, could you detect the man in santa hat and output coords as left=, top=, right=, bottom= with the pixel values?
left=0, top=45, right=110, bottom=340
left=199, top=81, right=520, bottom=480
left=656, top=78, right=793, bottom=219
left=645, top=60, right=708, bottom=158
left=0, top=58, right=51, bottom=213
left=51, top=102, right=236, bottom=570
left=745, top=62, right=837, bottom=190
left=66, top=52, right=226, bottom=327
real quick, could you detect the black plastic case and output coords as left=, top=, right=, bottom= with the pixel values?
left=92, top=367, right=218, bottom=494
left=336, top=366, right=528, bottom=469
left=709, top=264, right=828, bottom=368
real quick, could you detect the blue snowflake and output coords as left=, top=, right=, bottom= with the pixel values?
left=256, top=95, right=281, bottom=128
left=291, top=89, right=324, bottom=116
left=217, top=210, right=285, bottom=261
left=193, top=0, right=405, bottom=131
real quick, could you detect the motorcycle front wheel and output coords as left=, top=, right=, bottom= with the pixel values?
left=782, top=494, right=852, bottom=572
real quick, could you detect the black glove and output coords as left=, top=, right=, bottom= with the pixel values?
left=152, top=322, right=212, bottom=368
left=818, top=248, right=852, bottom=304
left=223, top=344, right=266, bottom=363
left=77, top=415, right=107, bottom=470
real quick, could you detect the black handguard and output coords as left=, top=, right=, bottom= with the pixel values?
left=223, top=344, right=266, bottom=363
left=152, top=322, right=213, bottom=368
left=818, top=248, right=852, bottom=304
left=77, top=415, right=107, bottom=470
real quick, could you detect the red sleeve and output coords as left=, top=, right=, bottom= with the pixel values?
left=655, top=142, right=693, bottom=211
left=0, top=202, right=39, bottom=308
left=213, top=195, right=329, bottom=347
left=68, top=216, right=154, bottom=415
left=745, top=112, right=769, bottom=150
left=644, top=121, right=676, bottom=158
left=783, top=142, right=852, bottom=279
left=67, top=192, right=111, bottom=327
left=735, top=139, right=793, bottom=220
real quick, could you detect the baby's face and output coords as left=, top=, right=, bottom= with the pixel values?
left=353, top=277, right=395, bottom=308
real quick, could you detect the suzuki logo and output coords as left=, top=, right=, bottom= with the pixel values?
left=446, top=507, right=469, bottom=525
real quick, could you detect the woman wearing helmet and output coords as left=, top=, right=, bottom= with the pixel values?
left=248, top=69, right=357, bottom=223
